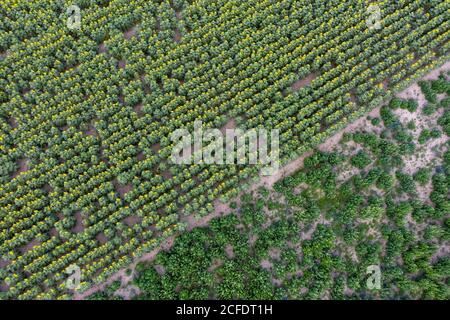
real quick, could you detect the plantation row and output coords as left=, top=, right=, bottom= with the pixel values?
left=0, top=0, right=449, bottom=299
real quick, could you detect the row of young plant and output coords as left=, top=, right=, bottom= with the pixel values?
left=0, top=0, right=449, bottom=298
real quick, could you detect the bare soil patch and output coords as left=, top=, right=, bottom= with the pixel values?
left=98, top=43, right=107, bottom=54
left=123, top=215, right=142, bottom=227
left=96, top=232, right=108, bottom=245
left=19, top=238, right=41, bottom=254
left=174, top=30, right=182, bottom=43
left=114, top=181, right=133, bottom=198
left=225, top=244, right=235, bottom=259
left=0, top=259, right=10, bottom=268
left=134, top=103, right=143, bottom=116
left=137, top=152, right=145, bottom=161
left=8, top=117, right=18, bottom=128
left=124, top=25, right=138, bottom=40
left=72, top=212, right=85, bottom=233
left=220, top=118, right=237, bottom=134
left=260, top=259, right=273, bottom=271
left=11, top=158, right=29, bottom=179
left=291, top=73, right=317, bottom=91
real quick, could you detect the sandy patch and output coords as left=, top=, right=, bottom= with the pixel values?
left=225, top=244, right=235, bottom=259
left=260, top=259, right=273, bottom=271
left=174, top=30, right=182, bottom=43
left=115, top=284, right=140, bottom=300
left=319, top=107, right=381, bottom=153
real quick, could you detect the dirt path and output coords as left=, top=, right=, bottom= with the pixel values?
left=74, top=62, right=450, bottom=300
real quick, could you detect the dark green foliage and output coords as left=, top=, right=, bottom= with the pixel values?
left=396, top=171, right=416, bottom=195
left=381, top=105, right=398, bottom=127
left=437, top=110, right=450, bottom=136
left=371, top=117, right=381, bottom=126
left=419, top=80, right=437, bottom=103
left=423, top=103, right=439, bottom=116
left=389, top=98, right=418, bottom=112
left=414, top=168, right=431, bottom=186
left=407, top=120, right=416, bottom=131
left=351, top=151, right=372, bottom=169
left=376, top=171, right=394, bottom=190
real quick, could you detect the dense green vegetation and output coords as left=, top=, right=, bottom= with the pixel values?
left=0, top=0, right=449, bottom=299
left=89, top=77, right=449, bottom=300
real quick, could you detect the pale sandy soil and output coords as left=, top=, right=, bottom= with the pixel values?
left=260, top=259, right=273, bottom=271
left=154, top=264, right=166, bottom=276
left=430, top=243, right=450, bottom=264
left=319, top=107, right=381, bottom=154
left=268, top=248, right=281, bottom=261
left=137, top=151, right=145, bottom=161
left=115, top=284, right=140, bottom=300
left=220, top=118, right=237, bottom=133
left=73, top=234, right=175, bottom=300
left=73, top=62, right=450, bottom=300
left=248, top=234, right=258, bottom=246
left=299, top=214, right=332, bottom=241
left=394, top=65, right=449, bottom=200
left=224, top=244, right=235, bottom=259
